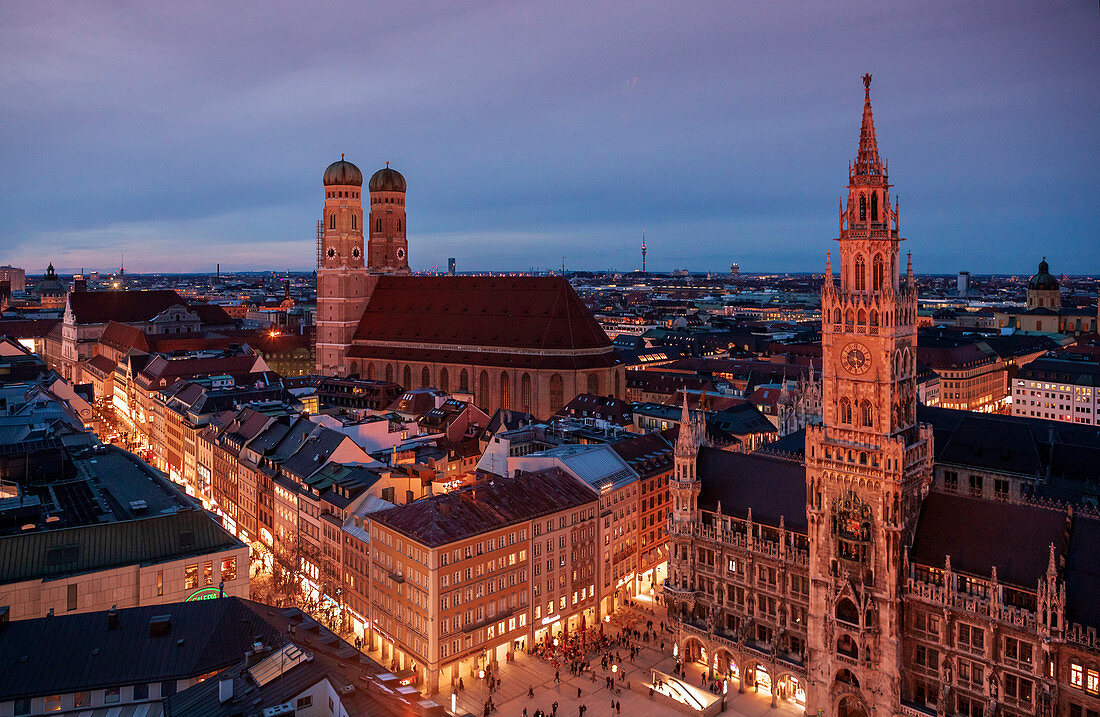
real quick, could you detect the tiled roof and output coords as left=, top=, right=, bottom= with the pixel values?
left=0, top=318, right=61, bottom=338
left=911, top=492, right=1067, bottom=588
left=68, top=290, right=188, bottom=325
left=697, top=447, right=807, bottom=531
left=350, top=276, right=613, bottom=359
left=370, top=469, right=597, bottom=547
left=99, top=320, right=150, bottom=352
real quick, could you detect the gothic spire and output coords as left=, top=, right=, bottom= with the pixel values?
left=854, top=74, right=884, bottom=178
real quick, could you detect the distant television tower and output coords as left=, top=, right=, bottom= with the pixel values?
left=641, top=229, right=647, bottom=273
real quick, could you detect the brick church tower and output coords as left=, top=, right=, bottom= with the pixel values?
left=367, top=163, right=410, bottom=275
left=316, top=156, right=374, bottom=375
left=804, top=76, right=933, bottom=717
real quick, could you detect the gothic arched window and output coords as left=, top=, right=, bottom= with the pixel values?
left=396, top=219, right=401, bottom=232
left=375, top=218, right=382, bottom=233
left=587, top=373, right=599, bottom=396
left=521, top=373, right=532, bottom=413
left=861, top=400, right=873, bottom=427
left=834, top=308, right=841, bottom=324
left=549, top=374, right=564, bottom=412
left=854, top=255, right=866, bottom=291
left=839, top=397, right=852, bottom=424
left=421, top=366, right=430, bottom=388
left=439, top=367, right=449, bottom=394
left=869, top=310, right=878, bottom=326
left=479, top=370, right=491, bottom=408
left=367, top=363, right=375, bottom=380
left=385, top=364, right=393, bottom=383
left=500, top=371, right=510, bottom=410
left=329, top=214, right=335, bottom=230
left=872, top=254, right=884, bottom=291
left=459, top=369, right=470, bottom=392
left=402, top=365, right=411, bottom=389
left=870, top=192, right=878, bottom=222
left=859, top=195, right=866, bottom=222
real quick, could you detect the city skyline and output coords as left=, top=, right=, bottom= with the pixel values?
left=1, top=1, right=1097, bottom=274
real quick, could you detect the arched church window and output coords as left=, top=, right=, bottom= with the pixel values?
left=869, top=310, right=878, bottom=326
left=396, top=219, right=401, bottom=232
left=549, top=374, right=564, bottom=412
left=351, top=215, right=357, bottom=230
left=587, top=373, right=599, bottom=396
left=330, top=214, right=336, bottom=230
left=835, top=598, right=859, bottom=626
left=857, top=309, right=866, bottom=325
left=439, top=368, right=449, bottom=394
left=871, top=192, right=878, bottom=222
left=385, top=364, right=393, bottom=382
left=500, top=372, right=510, bottom=410
left=402, top=365, right=411, bottom=388
left=872, top=254, right=884, bottom=291
left=376, top=218, right=382, bottom=233
left=839, top=398, right=852, bottom=424
left=459, top=369, right=469, bottom=392
left=421, top=366, right=430, bottom=388
left=854, top=255, right=866, bottom=291
left=859, top=195, right=866, bottom=222
left=367, top=363, right=375, bottom=380
left=479, top=370, right=490, bottom=407
left=521, top=373, right=532, bottom=413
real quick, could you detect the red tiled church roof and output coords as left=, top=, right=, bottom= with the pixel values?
left=99, top=321, right=150, bottom=353
left=350, top=276, right=612, bottom=355
left=68, top=290, right=188, bottom=325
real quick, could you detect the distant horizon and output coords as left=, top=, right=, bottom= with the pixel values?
left=1, top=3, right=1096, bottom=275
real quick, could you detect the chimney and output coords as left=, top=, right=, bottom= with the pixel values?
left=218, top=678, right=234, bottom=704
left=107, top=606, right=119, bottom=630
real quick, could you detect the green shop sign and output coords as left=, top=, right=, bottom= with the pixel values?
left=185, top=587, right=221, bottom=602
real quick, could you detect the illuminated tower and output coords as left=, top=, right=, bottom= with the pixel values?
left=641, top=229, right=647, bottom=273
left=316, top=156, right=372, bottom=375
left=804, top=75, right=933, bottom=717
left=367, top=163, right=410, bottom=275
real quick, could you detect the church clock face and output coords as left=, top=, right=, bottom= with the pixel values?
left=352, top=247, right=360, bottom=259
left=327, top=247, right=336, bottom=259
left=397, top=248, right=405, bottom=260
left=842, top=342, right=870, bottom=375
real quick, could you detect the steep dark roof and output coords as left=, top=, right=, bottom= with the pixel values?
left=0, top=597, right=283, bottom=702
left=99, top=320, right=150, bottom=352
left=911, top=492, right=1067, bottom=588
left=1066, top=516, right=1100, bottom=630
left=0, top=318, right=60, bottom=338
left=371, top=469, right=597, bottom=547
left=349, top=277, right=615, bottom=371
left=68, top=290, right=188, bottom=325
left=696, top=447, right=807, bottom=531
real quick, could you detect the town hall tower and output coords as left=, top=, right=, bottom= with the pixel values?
left=804, top=75, right=934, bottom=717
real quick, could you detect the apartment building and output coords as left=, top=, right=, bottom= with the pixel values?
left=1012, top=352, right=1100, bottom=426
left=364, top=469, right=597, bottom=694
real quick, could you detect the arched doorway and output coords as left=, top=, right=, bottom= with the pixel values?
left=776, top=674, right=805, bottom=705
left=837, top=695, right=867, bottom=717
left=682, top=636, right=707, bottom=665
left=714, top=648, right=738, bottom=680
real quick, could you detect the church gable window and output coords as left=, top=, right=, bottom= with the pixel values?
left=854, top=255, right=866, bottom=291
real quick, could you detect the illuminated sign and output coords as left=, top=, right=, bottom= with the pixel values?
left=185, top=587, right=221, bottom=602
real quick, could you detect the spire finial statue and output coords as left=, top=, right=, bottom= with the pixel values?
left=863, top=73, right=872, bottom=94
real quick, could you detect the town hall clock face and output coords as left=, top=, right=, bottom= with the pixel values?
left=842, top=342, right=871, bottom=375
left=397, top=248, right=405, bottom=260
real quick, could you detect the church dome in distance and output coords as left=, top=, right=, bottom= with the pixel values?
left=369, top=163, right=406, bottom=193
left=34, top=263, right=67, bottom=296
left=323, top=155, right=363, bottom=186
left=1027, top=257, right=1059, bottom=290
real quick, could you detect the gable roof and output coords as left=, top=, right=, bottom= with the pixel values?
left=99, top=320, right=151, bottom=353
left=68, top=290, right=189, bottom=325
left=349, top=276, right=615, bottom=370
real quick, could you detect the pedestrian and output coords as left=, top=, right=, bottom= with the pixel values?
left=552, top=700, right=559, bottom=716
left=578, top=686, right=582, bottom=698
left=616, top=701, right=620, bottom=714
left=555, top=670, right=561, bottom=684
left=460, top=677, right=465, bottom=691
left=529, top=685, right=535, bottom=698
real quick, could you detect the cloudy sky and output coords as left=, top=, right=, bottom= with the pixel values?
left=0, top=1, right=1096, bottom=275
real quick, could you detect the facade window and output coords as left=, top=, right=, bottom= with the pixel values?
left=185, top=563, right=199, bottom=590
left=839, top=397, right=852, bottom=424
left=440, top=368, right=450, bottom=394
left=221, top=556, right=237, bottom=582
left=521, top=373, right=532, bottom=413
left=549, top=374, right=564, bottom=412
left=375, top=218, right=382, bottom=233
left=67, top=583, right=78, bottom=612
left=297, top=696, right=313, bottom=709
left=105, top=687, right=121, bottom=704
left=351, top=215, right=356, bottom=230
left=45, top=695, right=62, bottom=712
left=873, top=253, right=884, bottom=290
left=14, top=700, right=30, bottom=716
left=854, top=254, right=866, bottom=290
left=421, top=366, right=431, bottom=388
left=75, top=692, right=90, bottom=708
left=500, top=371, right=510, bottom=410
left=587, top=373, right=599, bottom=395
left=1070, top=662, right=1083, bottom=689
left=479, top=370, right=491, bottom=407
left=134, top=683, right=149, bottom=700
left=329, top=214, right=335, bottom=229
left=460, top=369, right=470, bottom=392
left=157, top=570, right=164, bottom=596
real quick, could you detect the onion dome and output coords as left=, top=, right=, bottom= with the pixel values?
left=323, top=155, right=363, bottom=186
left=1027, top=257, right=1059, bottom=290
left=369, top=162, right=406, bottom=193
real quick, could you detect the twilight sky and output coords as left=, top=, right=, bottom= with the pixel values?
left=0, top=1, right=1096, bottom=275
